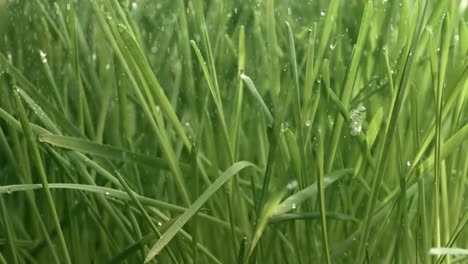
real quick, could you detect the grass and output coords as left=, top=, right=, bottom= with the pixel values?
left=0, top=0, right=467, bottom=263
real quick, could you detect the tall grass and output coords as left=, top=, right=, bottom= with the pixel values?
left=0, top=0, right=467, bottom=263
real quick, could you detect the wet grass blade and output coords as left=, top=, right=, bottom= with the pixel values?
left=144, top=161, right=256, bottom=263
left=12, top=91, right=72, bottom=264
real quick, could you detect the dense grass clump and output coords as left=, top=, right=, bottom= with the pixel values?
left=0, top=0, right=467, bottom=263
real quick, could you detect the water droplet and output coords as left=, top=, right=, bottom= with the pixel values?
left=288, top=7, right=292, bottom=15
left=292, top=203, right=297, bottom=209
left=39, top=50, right=47, bottom=63
left=6, top=188, right=12, bottom=194
left=157, top=222, right=162, bottom=226
left=286, top=180, right=298, bottom=190
left=349, top=105, right=366, bottom=136
left=117, top=23, right=127, bottom=32
left=234, top=7, right=238, bottom=14
left=305, top=120, right=311, bottom=127
left=131, top=2, right=137, bottom=10
left=105, top=64, right=111, bottom=70
left=320, top=11, right=326, bottom=16
left=92, top=53, right=97, bottom=61
left=330, top=44, right=336, bottom=50
left=281, top=122, right=289, bottom=132
left=406, top=161, right=411, bottom=167
left=105, top=191, right=110, bottom=196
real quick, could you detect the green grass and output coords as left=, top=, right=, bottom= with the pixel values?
left=0, top=0, right=467, bottom=263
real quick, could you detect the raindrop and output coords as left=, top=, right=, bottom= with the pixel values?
left=305, top=120, right=311, bottom=127
left=406, top=161, right=411, bottom=167
left=286, top=180, right=298, bottom=190
left=131, top=2, right=137, bottom=11
left=320, top=11, right=326, bottom=16
left=292, top=203, right=297, bottom=209
left=281, top=122, right=289, bottom=132
left=234, top=7, right=238, bottom=14
left=6, top=189, right=13, bottom=194
left=118, top=23, right=127, bottom=32
left=158, top=222, right=162, bottom=226
left=330, top=44, right=336, bottom=50
left=349, top=105, right=366, bottom=136
left=105, top=191, right=110, bottom=196
left=39, top=50, right=47, bottom=63
left=105, top=64, right=111, bottom=70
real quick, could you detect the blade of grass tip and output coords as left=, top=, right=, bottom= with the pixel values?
left=144, top=161, right=256, bottom=263
left=313, top=0, right=342, bottom=80
left=273, top=168, right=353, bottom=216
left=0, top=54, right=82, bottom=137
left=12, top=89, right=72, bottom=264
left=112, top=170, right=180, bottom=264
left=0, top=194, right=19, bottom=264
left=193, top=0, right=223, bottom=106
left=357, top=1, right=423, bottom=261
left=326, top=0, right=373, bottom=173
left=239, top=74, right=274, bottom=125
left=246, top=187, right=289, bottom=261
left=232, top=25, right=245, bottom=154
left=316, top=126, right=331, bottom=264
left=190, top=39, right=235, bottom=166
left=15, top=87, right=61, bottom=135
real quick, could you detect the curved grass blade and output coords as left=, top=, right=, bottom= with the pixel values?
left=12, top=91, right=72, bottom=264
left=269, top=212, right=360, bottom=224
left=37, top=134, right=189, bottom=172
left=247, top=187, right=288, bottom=260
left=274, top=169, right=353, bottom=216
left=144, top=161, right=257, bottom=263
left=0, top=54, right=82, bottom=137
left=239, top=74, right=274, bottom=124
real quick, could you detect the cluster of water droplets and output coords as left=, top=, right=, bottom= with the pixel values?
left=349, top=105, right=366, bottom=136
left=39, top=50, right=47, bottom=63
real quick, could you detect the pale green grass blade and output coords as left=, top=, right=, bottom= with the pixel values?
left=144, top=161, right=256, bottom=263
left=12, top=91, right=71, bottom=264
left=37, top=134, right=188, bottom=171
left=239, top=74, right=274, bottom=124
left=430, top=248, right=468, bottom=256
left=274, top=169, right=353, bottom=216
